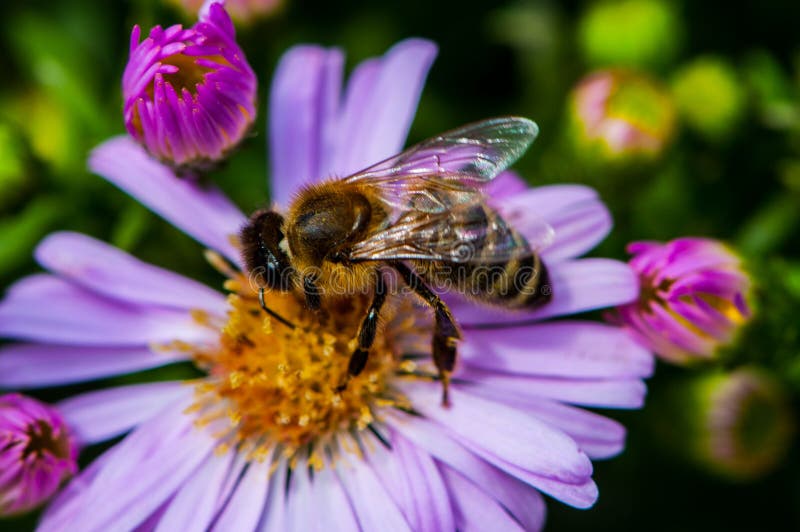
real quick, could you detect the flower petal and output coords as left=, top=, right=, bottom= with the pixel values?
left=496, top=185, right=611, bottom=262
left=311, top=464, right=360, bottom=531
left=57, top=381, right=188, bottom=445
left=541, top=198, right=611, bottom=262
left=460, top=320, right=653, bottom=379
left=258, top=461, right=288, bottom=531
left=212, top=457, right=271, bottom=532
left=441, top=465, right=527, bottom=532
left=40, top=392, right=215, bottom=531
left=329, top=38, right=438, bottom=177
left=469, top=395, right=626, bottom=459
left=268, top=45, right=344, bottom=206
left=368, top=433, right=454, bottom=532
left=0, top=344, right=186, bottom=389
left=35, top=232, right=227, bottom=315
left=89, top=136, right=246, bottom=266
left=155, top=448, right=236, bottom=532
left=0, top=275, right=217, bottom=346
left=485, top=170, right=529, bottom=200
left=285, top=463, right=317, bottom=532
left=398, top=381, right=592, bottom=483
left=388, top=412, right=589, bottom=511
left=335, top=455, right=412, bottom=531
left=451, top=258, right=639, bottom=325
left=460, top=369, right=648, bottom=409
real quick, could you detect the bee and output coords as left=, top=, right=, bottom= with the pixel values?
left=240, top=117, right=553, bottom=406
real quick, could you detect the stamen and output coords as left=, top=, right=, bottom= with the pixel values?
left=185, top=272, right=431, bottom=466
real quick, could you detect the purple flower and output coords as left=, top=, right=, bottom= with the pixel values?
left=612, top=237, right=752, bottom=364
left=0, top=394, right=78, bottom=517
left=123, top=1, right=257, bottom=170
left=0, top=39, right=652, bottom=530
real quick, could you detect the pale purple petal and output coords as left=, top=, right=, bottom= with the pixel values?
left=0, top=344, right=187, bottom=389
left=460, top=320, right=653, bottom=379
left=210, top=451, right=250, bottom=516
left=441, top=466, right=527, bottom=532
left=285, top=464, right=316, bottom=532
left=35, top=232, right=227, bottom=316
left=496, top=185, right=611, bottom=262
left=41, top=393, right=215, bottom=531
left=388, top=412, right=596, bottom=509
left=0, top=275, right=217, bottom=346
left=540, top=197, right=611, bottom=262
left=465, top=394, right=626, bottom=459
left=451, top=259, right=639, bottom=325
left=368, top=434, right=454, bottom=532
left=155, top=448, right=236, bottom=532
left=212, top=457, right=271, bottom=532
left=257, top=461, right=287, bottom=531
left=485, top=170, right=529, bottom=200
left=268, top=45, right=344, bottom=206
left=58, top=381, right=188, bottom=445
left=459, top=369, right=648, bottom=409
left=329, top=39, right=437, bottom=177
left=89, top=136, right=246, bottom=266
left=503, top=184, right=600, bottom=219
left=311, top=464, right=359, bottom=531
left=398, top=381, right=592, bottom=483
left=335, top=455, right=411, bottom=531
left=40, top=446, right=115, bottom=526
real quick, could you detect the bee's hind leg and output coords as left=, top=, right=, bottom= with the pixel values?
left=337, top=271, right=387, bottom=392
left=390, top=262, right=461, bottom=407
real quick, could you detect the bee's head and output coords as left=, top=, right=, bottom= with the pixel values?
left=240, top=210, right=294, bottom=291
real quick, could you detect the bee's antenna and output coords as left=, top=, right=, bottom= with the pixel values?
left=259, top=287, right=297, bottom=330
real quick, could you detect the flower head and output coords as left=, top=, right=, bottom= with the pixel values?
left=0, top=39, right=652, bottom=530
left=569, top=69, right=676, bottom=163
left=0, top=394, right=78, bottom=516
left=674, top=368, right=794, bottom=480
left=123, top=2, right=256, bottom=171
left=613, top=237, right=752, bottom=364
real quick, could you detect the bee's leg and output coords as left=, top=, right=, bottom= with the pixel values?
left=303, top=274, right=322, bottom=311
left=258, top=287, right=296, bottom=330
left=337, top=271, right=387, bottom=391
left=391, top=262, right=460, bottom=407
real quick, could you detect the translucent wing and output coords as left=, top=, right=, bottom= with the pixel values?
left=349, top=203, right=546, bottom=264
left=342, top=117, right=539, bottom=213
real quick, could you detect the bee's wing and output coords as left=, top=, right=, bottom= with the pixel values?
left=349, top=202, right=551, bottom=264
left=342, top=117, right=539, bottom=213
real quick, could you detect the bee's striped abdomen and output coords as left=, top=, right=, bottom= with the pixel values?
left=414, top=204, right=552, bottom=309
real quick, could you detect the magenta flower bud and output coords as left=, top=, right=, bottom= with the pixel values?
left=613, top=237, right=752, bottom=364
left=123, top=2, right=257, bottom=171
left=688, top=368, right=794, bottom=480
left=0, top=394, right=78, bottom=516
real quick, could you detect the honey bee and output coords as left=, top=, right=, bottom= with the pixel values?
left=240, top=117, right=553, bottom=405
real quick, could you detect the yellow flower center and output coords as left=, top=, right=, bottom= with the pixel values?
left=170, top=263, right=427, bottom=467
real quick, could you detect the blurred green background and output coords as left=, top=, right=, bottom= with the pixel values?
left=1, top=0, right=799, bottom=530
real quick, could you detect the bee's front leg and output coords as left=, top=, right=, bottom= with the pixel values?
left=337, top=271, right=387, bottom=392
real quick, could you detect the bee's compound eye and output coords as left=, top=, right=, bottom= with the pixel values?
left=241, top=210, right=294, bottom=291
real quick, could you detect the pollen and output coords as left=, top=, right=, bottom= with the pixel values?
left=187, top=274, right=419, bottom=464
